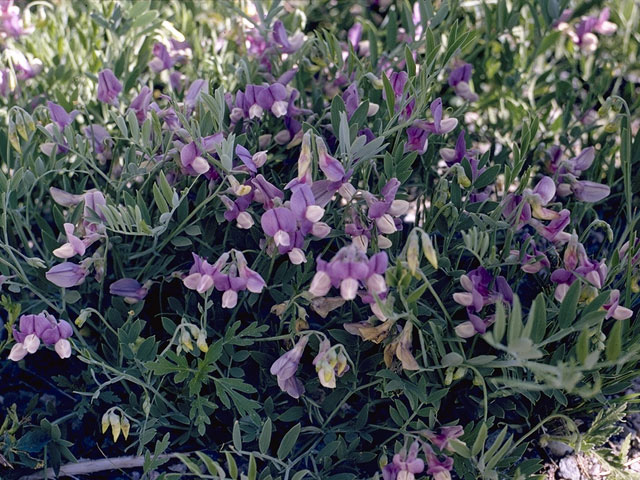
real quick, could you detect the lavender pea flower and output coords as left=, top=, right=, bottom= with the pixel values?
left=110, top=278, right=149, bottom=303
left=53, top=223, right=86, bottom=259
left=382, top=441, right=425, bottom=480
left=270, top=336, right=308, bottom=398
left=419, top=98, right=458, bottom=135
left=272, top=20, right=304, bottom=54
left=97, top=69, right=122, bottom=105
left=603, top=290, right=633, bottom=320
left=46, top=262, right=87, bottom=288
left=315, top=136, right=345, bottom=182
left=448, top=61, right=478, bottom=102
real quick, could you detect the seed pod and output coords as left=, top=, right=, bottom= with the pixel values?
left=406, top=232, right=420, bottom=275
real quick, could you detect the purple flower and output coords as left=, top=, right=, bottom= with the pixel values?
left=342, top=83, right=360, bottom=118
left=184, top=79, right=207, bottom=112
left=52, top=223, right=86, bottom=259
left=183, top=253, right=225, bottom=294
left=448, top=61, right=478, bottom=102
left=235, top=144, right=257, bottom=173
left=9, top=311, right=73, bottom=361
left=46, top=262, right=87, bottom=288
left=270, top=336, right=308, bottom=398
left=129, top=86, right=153, bottom=123
left=261, top=207, right=297, bottom=248
left=309, top=246, right=388, bottom=302
left=382, top=441, right=425, bottom=480
left=97, top=69, right=122, bottom=105
left=419, top=98, right=458, bottom=135
left=453, top=267, right=513, bottom=336
left=423, top=426, right=464, bottom=452
left=440, top=130, right=467, bottom=166
left=529, top=209, right=571, bottom=243
left=347, top=23, right=362, bottom=49
left=148, top=42, right=173, bottom=72
left=405, top=126, right=429, bottom=154
left=180, top=141, right=211, bottom=176
left=569, top=179, right=610, bottom=202
left=47, top=101, right=78, bottom=130
left=83, top=124, right=112, bottom=162
left=315, top=136, right=346, bottom=182
left=424, top=445, right=454, bottom=480
left=235, top=250, right=266, bottom=294
left=603, top=290, right=633, bottom=320
left=110, top=278, right=149, bottom=303
left=257, top=83, right=289, bottom=117
left=508, top=238, right=550, bottom=274
left=272, top=20, right=304, bottom=53
left=0, top=1, right=33, bottom=38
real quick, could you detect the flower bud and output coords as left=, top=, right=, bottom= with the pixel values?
left=75, top=310, right=90, bottom=328
left=367, top=103, right=379, bottom=116
left=197, top=332, right=208, bottom=352
left=118, top=417, right=130, bottom=441
left=377, top=235, right=393, bottom=249
left=444, top=367, right=454, bottom=385
left=8, top=120, right=21, bottom=153
left=109, top=412, right=121, bottom=442
left=143, top=396, right=151, bottom=415
left=456, top=166, right=472, bottom=188
left=420, top=233, right=438, bottom=270
left=101, top=412, right=110, bottom=434
left=259, top=134, right=272, bottom=149
left=274, top=129, right=292, bottom=145
left=180, top=330, right=193, bottom=351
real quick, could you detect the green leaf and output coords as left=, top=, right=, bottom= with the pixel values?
left=232, top=421, right=242, bottom=451
left=473, top=165, right=501, bottom=190
left=507, top=295, right=523, bottom=346
left=382, top=72, right=395, bottom=116
left=493, top=302, right=506, bottom=344
left=526, top=293, right=546, bottom=344
left=225, top=452, right=238, bottom=479
left=605, top=320, right=623, bottom=361
left=277, top=423, right=301, bottom=459
left=259, top=418, right=272, bottom=455
left=472, top=422, right=488, bottom=456
left=248, top=454, right=257, bottom=480
left=558, top=281, right=580, bottom=328
left=405, top=45, right=416, bottom=78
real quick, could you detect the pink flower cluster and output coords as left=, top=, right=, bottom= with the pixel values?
left=9, top=312, right=73, bottom=361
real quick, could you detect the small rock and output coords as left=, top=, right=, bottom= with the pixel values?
left=547, top=440, right=574, bottom=457
left=558, top=456, right=581, bottom=480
